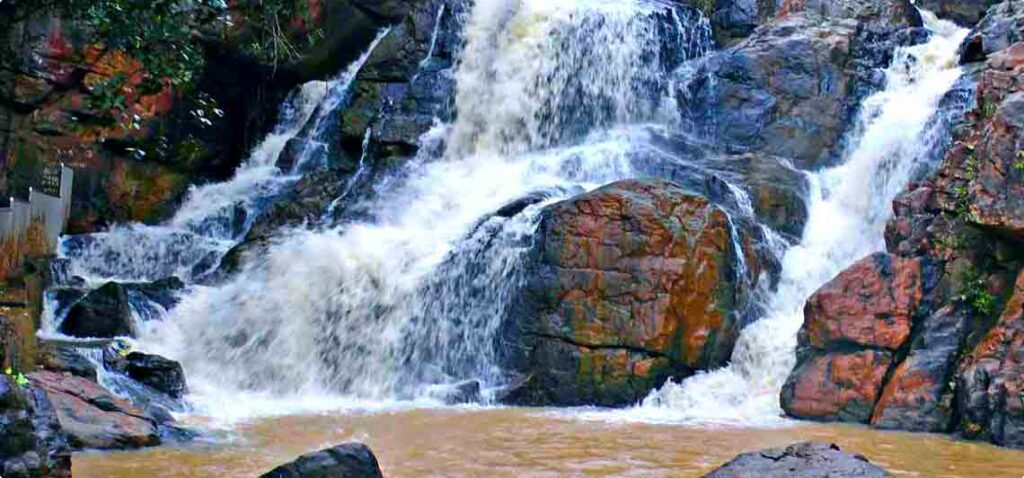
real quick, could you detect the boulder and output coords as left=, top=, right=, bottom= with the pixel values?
left=0, top=376, right=71, bottom=478
left=58, top=282, right=135, bottom=339
left=782, top=253, right=923, bottom=423
left=503, top=178, right=765, bottom=406
left=259, top=442, right=384, bottom=478
left=710, top=0, right=920, bottom=44
left=703, top=441, right=892, bottom=477
left=29, top=371, right=159, bottom=450
left=124, top=353, right=188, bottom=399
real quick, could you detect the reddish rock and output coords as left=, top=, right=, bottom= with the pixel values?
left=29, top=371, right=159, bottom=450
left=782, top=350, right=894, bottom=423
left=506, top=179, right=765, bottom=406
left=956, top=270, right=1024, bottom=447
left=803, top=253, right=922, bottom=351
left=871, top=306, right=971, bottom=432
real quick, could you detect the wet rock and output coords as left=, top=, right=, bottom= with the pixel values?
left=871, top=305, right=971, bottom=432
left=687, top=14, right=924, bottom=169
left=124, top=353, right=188, bottom=399
left=446, top=380, right=482, bottom=405
left=955, top=270, right=1024, bottom=447
left=782, top=253, right=923, bottom=423
left=703, top=441, right=892, bottom=478
left=709, top=0, right=920, bottom=44
left=964, top=90, right=1024, bottom=240
left=58, top=282, right=135, bottom=339
left=0, top=376, right=71, bottom=478
left=38, top=345, right=98, bottom=382
left=919, top=0, right=1002, bottom=27
left=259, top=442, right=384, bottom=478
left=504, top=178, right=766, bottom=406
left=126, top=277, right=186, bottom=312
left=29, top=371, right=159, bottom=450
left=961, top=2, right=1024, bottom=63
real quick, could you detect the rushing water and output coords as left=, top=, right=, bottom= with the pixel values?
left=119, top=0, right=719, bottom=411
left=633, top=10, right=971, bottom=424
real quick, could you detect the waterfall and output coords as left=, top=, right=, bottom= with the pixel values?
left=132, top=0, right=716, bottom=415
left=53, top=32, right=388, bottom=286
left=629, top=10, right=970, bottom=425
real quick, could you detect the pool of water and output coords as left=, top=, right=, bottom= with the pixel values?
left=74, top=408, right=1024, bottom=477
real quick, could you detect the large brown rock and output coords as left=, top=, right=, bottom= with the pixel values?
left=782, top=253, right=923, bottom=422
left=29, top=371, right=159, bottom=450
left=505, top=178, right=765, bottom=406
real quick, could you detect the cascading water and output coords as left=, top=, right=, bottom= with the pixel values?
left=52, top=32, right=388, bottom=287
left=133, top=0, right=717, bottom=414
left=629, top=10, right=971, bottom=425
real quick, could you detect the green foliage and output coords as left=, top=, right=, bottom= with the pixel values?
left=980, top=99, right=999, bottom=119
left=959, top=268, right=997, bottom=317
left=1014, top=151, right=1024, bottom=174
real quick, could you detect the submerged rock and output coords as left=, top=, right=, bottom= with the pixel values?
left=703, top=441, right=892, bottom=478
left=58, top=283, right=135, bottom=339
left=259, top=442, right=384, bottom=478
left=504, top=178, right=768, bottom=406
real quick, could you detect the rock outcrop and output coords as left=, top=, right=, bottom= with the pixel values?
left=122, top=353, right=188, bottom=399
left=503, top=178, right=769, bottom=406
left=29, top=370, right=160, bottom=449
left=703, top=441, right=892, bottom=478
left=259, top=442, right=384, bottom=478
left=782, top=5, right=1024, bottom=448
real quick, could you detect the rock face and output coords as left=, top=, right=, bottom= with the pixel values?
left=29, top=371, right=160, bottom=449
left=687, top=12, right=927, bottom=170
left=919, top=0, right=1002, bottom=27
left=782, top=253, right=923, bottom=423
left=259, top=442, right=384, bottom=478
left=956, top=270, right=1024, bottom=447
left=503, top=178, right=767, bottom=406
left=703, top=441, right=892, bottom=478
left=782, top=10, right=1024, bottom=448
left=58, top=282, right=134, bottom=339
left=123, top=353, right=188, bottom=399
left=961, top=2, right=1024, bottom=63
left=0, top=376, right=71, bottom=478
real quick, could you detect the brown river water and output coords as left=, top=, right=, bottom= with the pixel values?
left=74, top=407, right=1024, bottom=477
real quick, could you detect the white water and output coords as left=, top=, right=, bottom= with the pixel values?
left=130, top=0, right=716, bottom=417
left=54, top=33, right=388, bottom=285
left=626, top=11, right=970, bottom=425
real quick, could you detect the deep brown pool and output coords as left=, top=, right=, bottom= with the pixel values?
left=74, top=408, right=1024, bottom=477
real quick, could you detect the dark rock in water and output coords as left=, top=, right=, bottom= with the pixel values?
left=38, top=345, right=98, bottom=382
left=59, top=283, right=135, bottom=339
left=703, top=441, right=892, bottom=477
left=0, top=376, right=72, bottom=478
left=503, top=178, right=771, bottom=406
left=124, top=353, right=188, bottom=399
left=446, top=380, right=482, bottom=405
left=28, top=371, right=160, bottom=450
left=259, top=442, right=384, bottom=478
